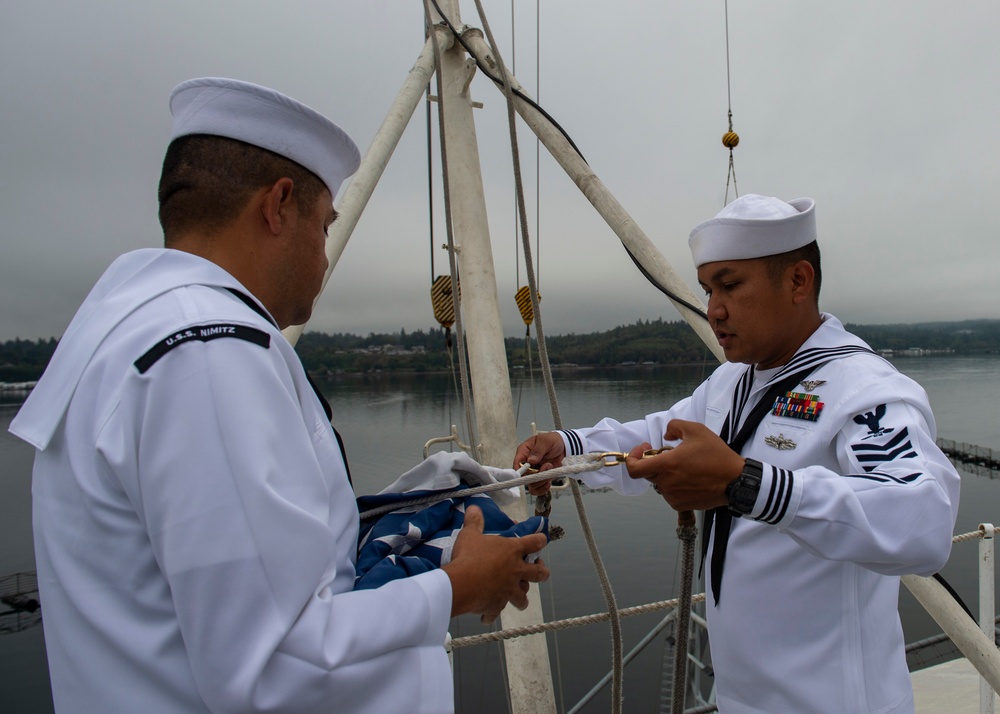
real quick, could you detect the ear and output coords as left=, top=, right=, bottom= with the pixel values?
left=260, top=178, right=296, bottom=236
left=789, top=259, right=815, bottom=305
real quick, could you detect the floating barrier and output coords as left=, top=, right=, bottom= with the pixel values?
left=0, top=381, right=36, bottom=394
left=938, top=439, right=1000, bottom=472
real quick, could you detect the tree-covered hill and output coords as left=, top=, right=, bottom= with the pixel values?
left=845, top=319, right=1000, bottom=353
left=507, top=319, right=716, bottom=367
left=3, top=319, right=999, bottom=382
left=0, top=338, right=58, bottom=382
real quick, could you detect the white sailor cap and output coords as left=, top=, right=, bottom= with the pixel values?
left=168, top=77, right=361, bottom=199
left=688, top=194, right=816, bottom=268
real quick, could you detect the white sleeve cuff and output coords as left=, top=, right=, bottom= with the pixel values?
left=751, top=461, right=800, bottom=529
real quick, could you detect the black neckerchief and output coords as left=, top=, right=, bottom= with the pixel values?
left=702, top=365, right=820, bottom=605
left=700, top=343, right=879, bottom=604
left=226, top=288, right=353, bottom=487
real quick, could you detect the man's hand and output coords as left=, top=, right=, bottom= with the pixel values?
left=443, top=506, right=550, bottom=623
left=624, top=420, right=744, bottom=511
left=512, top=432, right=566, bottom=496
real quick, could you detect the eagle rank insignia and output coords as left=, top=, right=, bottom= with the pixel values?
left=764, top=433, right=797, bottom=450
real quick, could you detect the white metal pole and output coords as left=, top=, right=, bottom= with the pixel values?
left=460, top=33, right=725, bottom=363
left=283, top=8, right=556, bottom=708
left=902, top=572, right=1000, bottom=697
left=283, top=35, right=443, bottom=345
left=430, top=2, right=557, bottom=711
left=981, top=523, right=996, bottom=714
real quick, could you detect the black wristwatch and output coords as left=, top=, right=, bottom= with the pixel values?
left=725, top=458, right=763, bottom=516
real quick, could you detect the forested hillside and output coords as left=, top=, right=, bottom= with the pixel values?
left=3, top=319, right=999, bottom=381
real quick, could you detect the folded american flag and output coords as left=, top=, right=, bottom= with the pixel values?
left=354, top=453, right=549, bottom=591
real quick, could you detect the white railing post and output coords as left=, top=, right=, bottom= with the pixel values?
left=981, top=523, right=996, bottom=714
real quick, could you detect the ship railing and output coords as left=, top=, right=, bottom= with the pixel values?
left=447, top=522, right=1000, bottom=713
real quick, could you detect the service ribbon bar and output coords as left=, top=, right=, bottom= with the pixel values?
left=772, top=391, right=824, bottom=421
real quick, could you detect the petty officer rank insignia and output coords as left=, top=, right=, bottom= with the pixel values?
left=771, top=390, right=824, bottom=422
left=134, top=323, right=270, bottom=374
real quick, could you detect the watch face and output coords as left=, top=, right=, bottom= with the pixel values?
left=731, top=484, right=756, bottom=513
left=728, top=460, right=762, bottom=515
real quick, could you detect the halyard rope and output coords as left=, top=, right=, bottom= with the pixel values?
left=358, top=455, right=606, bottom=520
left=424, top=3, right=481, bottom=464
left=467, top=3, right=627, bottom=710
left=671, top=515, right=698, bottom=713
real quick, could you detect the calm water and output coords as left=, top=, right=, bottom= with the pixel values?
left=2, top=356, right=998, bottom=713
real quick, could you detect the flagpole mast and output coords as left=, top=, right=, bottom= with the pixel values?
left=429, top=1, right=557, bottom=711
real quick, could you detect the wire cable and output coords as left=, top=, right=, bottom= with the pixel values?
left=429, top=0, right=709, bottom=326
left=723, top=0, right=740, bottom=204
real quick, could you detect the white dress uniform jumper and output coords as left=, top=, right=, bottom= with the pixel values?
left=11, top=249, right=456, bottom=713
left=556, top=315, right=960, bottom=714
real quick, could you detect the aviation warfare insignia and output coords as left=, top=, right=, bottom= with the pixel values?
left=764, top=433, right=797, bottom=450
left=800, top=379, right=826, bottom=391
left=772, top=391, right=824, bottom=422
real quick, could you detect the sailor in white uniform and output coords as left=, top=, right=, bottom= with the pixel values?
left=11, top=77, right=549, bottom=714
left=515, top=194, right=960, bottom=713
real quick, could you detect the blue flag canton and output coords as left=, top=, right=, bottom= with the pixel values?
left=354, top=486, right=549, bottom=591
left=772, top=390, right=824, bottom=421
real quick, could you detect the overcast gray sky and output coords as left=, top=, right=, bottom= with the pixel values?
left=2, top=1, right=997, bottom=342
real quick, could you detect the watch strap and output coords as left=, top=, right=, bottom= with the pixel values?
left=726, top=457, right=763, bottom=516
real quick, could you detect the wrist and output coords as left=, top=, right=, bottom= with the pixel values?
left=725, top=458, right=763, bottom=516
left=443, top=562, right=475, bottom=618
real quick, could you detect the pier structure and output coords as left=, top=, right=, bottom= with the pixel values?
left=938, top=439, right=1000, bottom=473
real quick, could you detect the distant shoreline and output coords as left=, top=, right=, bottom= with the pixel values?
left=4, top=319, right=999, bottom=383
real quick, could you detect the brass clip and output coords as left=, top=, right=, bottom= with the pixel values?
left=597, top=446, right=673, bottom=466
left=642, top=446, right=674, bottom=458
left=596, top=452, right=629, bottom=467
left=521, top=445, right=674, bottom=473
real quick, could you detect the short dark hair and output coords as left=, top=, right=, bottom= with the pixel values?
left=763, top=240, right=822, bottom=303
left=157, top=134, right=326, bottom=241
